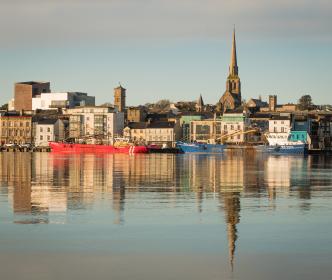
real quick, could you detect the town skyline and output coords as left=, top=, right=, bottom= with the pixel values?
left=0, top=1, right=331, bottom=106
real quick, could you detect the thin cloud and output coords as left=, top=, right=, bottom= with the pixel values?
left=0, top=0, right=331, bottom=47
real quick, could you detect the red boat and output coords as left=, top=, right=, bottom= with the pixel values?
left=49, top=142, right=148, bottom=154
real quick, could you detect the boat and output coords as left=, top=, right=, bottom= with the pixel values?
left=256, top=132, right=306, bottom=154
left=49, top=138, right=148, bottom=154
left=176, top=141, right=225, bottom=153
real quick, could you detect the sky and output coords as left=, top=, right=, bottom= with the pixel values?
left=0, top=0, right=331, bottom=106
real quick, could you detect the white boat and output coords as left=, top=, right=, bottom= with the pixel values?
left=256, top=132, right=306, bottom=154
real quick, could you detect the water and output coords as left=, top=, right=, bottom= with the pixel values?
left=0, top=151, right=332, bottom=280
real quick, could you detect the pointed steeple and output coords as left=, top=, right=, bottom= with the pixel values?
left=196, top=94, right=205, bottom=112
left=229, top=27, right=238, bottom=77
left=197, top=94, right=204, bottom=107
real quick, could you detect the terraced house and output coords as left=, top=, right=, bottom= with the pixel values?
left=0, top=112, right=32, bottom=145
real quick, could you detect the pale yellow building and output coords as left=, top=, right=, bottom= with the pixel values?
left=124, top=121, right=180, bottom=147
left=190, top=112, right=250, bottom=144
left=0, top=112, right=32, bottom=145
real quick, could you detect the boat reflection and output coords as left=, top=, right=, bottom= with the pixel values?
left=1, top=152, right=332, bottom=271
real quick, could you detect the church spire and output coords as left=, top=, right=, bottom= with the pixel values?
left=229, top=27, right=238, bottom=77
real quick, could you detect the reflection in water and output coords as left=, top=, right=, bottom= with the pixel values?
left=222, top=192, right=240, bottom=272
left=1, top=151, right=332, bottom=273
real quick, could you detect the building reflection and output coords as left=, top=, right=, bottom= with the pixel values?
left=1, top=152, right=330, bottom=268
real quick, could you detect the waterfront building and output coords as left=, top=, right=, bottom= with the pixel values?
left=33, top=119, right=65, bottom=147
left=32, top=92, right=95, bottom=110
left=249, top=113, right=271, bottom=132
left=220, top=111, right=250, bottom=143
left=190, top=119, right=222, bottom=143
left=268, top=115, right=292, bottom=133
left=64, top=106, right=124, bottom=140
left=0, top=111, right=32, bottom=145
left=180, top=113, right=205, bottom=141
left=309, top=112, right=332, bottom=150
left=127, top=106, right=147, bottom=123
left=218, top=28, right=242, bottom=111
left=292, top=113, right=312, bottom=133
left=189, top=110, right=250, bottom=143
left=124, top=121, right=180, bottom=147
left=14, top=81, right=51, bottom=111
left=114, top=85, right=126, bottom=113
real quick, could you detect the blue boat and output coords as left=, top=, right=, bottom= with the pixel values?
left=176, top=142, right=226, bottom=153
left=255, top=143, right=306, bottom=154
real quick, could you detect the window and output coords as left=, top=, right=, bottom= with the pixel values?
left=47, top=135, right=51, bottom=141
left=40, top=127, right=43, bottom=132
left=237, top=135, right=240, bottom=140
left=47, top=127, right=51, bottom=132
left=274, top=127, right=277, bottom=132
left=26, top=122, right=30, bottom=127
left=281, top=127, right=284, bottom=132
left=20, top=122, right=23, bottom=127
left=40, top=135, right=43, bottom=140
left=231, top=125, right=234, bottom=130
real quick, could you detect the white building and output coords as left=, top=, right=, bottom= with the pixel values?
left=65, top=106, right=124, bottom=140
left=268, top=115, right=291, bottom=133
left=32, top=92, right=95, bottom=110
left=34, top=119, right=65, bottom=147
left=8, top=99, right=15, bottom=111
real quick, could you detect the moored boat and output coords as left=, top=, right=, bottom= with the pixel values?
left=176, top=141, right=225, bottom=153
left=256, top=132, right=306, bottom=154
left=49, top=138, right=148, bottom=154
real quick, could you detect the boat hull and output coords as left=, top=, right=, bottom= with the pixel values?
left=255, top=144, right=306, bottom=154
left=49, top=142, right=148, bottom=154
left=176, top=142, right=225, bottom=153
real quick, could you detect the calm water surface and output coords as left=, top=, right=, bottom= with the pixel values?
left=0, top=151, right=332, bottom=280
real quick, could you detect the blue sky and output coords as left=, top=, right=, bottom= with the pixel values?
left=0, top=0, right=331, bottom=106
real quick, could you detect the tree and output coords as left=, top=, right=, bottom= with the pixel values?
left=0, top=103, right=8, bottom=110
left=298, top=95, right=314, bottom=111
left=154, top=99, right=171, bottom=110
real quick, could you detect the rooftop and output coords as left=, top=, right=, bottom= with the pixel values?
left=35, top=119, right=58, bottom=125
left=127, top=121, right=175, bottom=129
left=16, top=81, right=50, bottom=86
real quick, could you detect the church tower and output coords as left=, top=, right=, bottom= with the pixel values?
left=218, top=28, right=242, bottom=111
left=114, top=85, right=126, bottom=112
